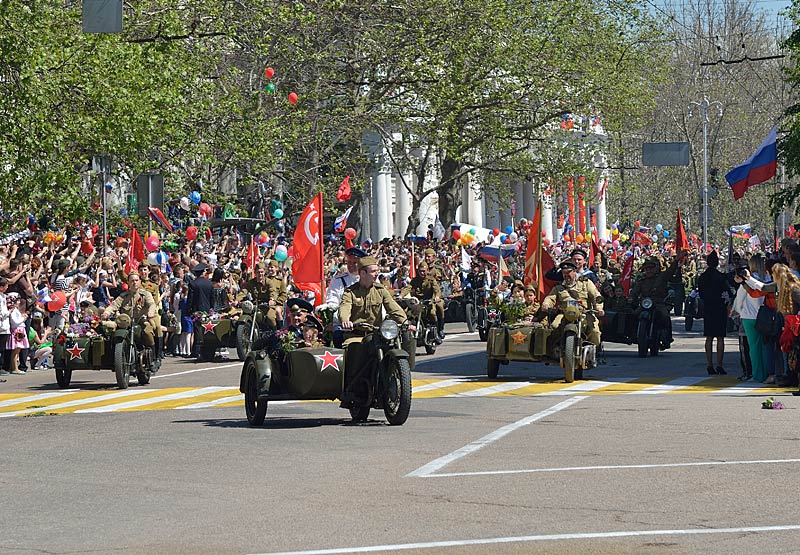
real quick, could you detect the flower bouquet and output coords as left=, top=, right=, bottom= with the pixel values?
left=762, top=397, right=785, bottom=410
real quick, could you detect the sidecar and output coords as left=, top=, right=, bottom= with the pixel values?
left=52, top=324, right=118, bottom=388
left=195, top=316, right=238, bottom=361
left=486, top=323, right=554, bottom=378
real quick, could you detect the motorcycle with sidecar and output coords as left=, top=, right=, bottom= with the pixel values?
left=194, top=313, right=238, bottom=361
left=486, top=300, right=598, bottom=383
left=476, top=294, right=502, bottom=342
left=634, top=292, right=674, bottom=357
left=235, top=298, right=272, bottom=361
left=397, top=296, right=439, bottom=355
left=684, top=287, right=704, bottom=331
left=240, top=319, right=413, bottom=426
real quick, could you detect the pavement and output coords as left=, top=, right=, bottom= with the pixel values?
left=1, top=317, right=799, bottom=555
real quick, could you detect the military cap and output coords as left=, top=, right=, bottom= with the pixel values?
left=523, top=284, right=538, bottom=294
left=571, top=248, right=588, bottom=259
left=424, top=248, right=436, bottom=256
left=269, top=260, right=280, bottom=268
left=287, top=297, right=314, bottom=314
left=642, top=257, right=659, bottom=268
left=303, top=314, right=324, bottom=333
left=560, top=260, right=578, bottom=271
left=190, top=262, right=208, bottom=274
left=345, top=247, right=367, bottom=258
left=256, top=262, right=266, bottom=270
left=358, top=256, right=379, bottom=270
left=501, top=275, right=514, bottom=285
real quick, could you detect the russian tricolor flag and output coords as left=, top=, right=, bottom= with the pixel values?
left=725, top=126, right=777, bottom=200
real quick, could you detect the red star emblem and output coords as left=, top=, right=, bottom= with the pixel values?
left=510, top=331, right=527, bottom=345
left=203, top=321, right=217, bottom=333
left=318, top=351, right=342, bottom=371
left=66, top=343, right=85, bottom=360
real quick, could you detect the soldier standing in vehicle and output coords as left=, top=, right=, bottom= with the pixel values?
left=400, top=262, right=443, bottom=343
left=540, top=260, right=604, bottom=346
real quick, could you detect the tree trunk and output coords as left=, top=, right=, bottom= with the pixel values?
left=438, top=155, right=463, bottom=227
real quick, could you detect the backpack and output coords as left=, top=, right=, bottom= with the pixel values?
left=755, top=305, right=784, bottom=339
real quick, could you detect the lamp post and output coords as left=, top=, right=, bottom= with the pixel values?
left=689, top=96, right=723, bottom=247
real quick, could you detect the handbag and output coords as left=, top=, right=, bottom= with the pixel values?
left=755, top=305, right=784, bottom=339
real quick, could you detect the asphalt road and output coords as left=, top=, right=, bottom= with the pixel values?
left=2, top=318, right=799, bottom=555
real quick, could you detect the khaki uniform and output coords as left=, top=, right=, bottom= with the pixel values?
left=401, top=276, right=442, bottom=325
left=105, top=289, right=158, bottom=347
left=141, top=279, right=163, bottom=339
left=244, top=277, right=283, bottom=328
left=540, top=277, right=603, bottom=345
left=339, top=282, right=407, bottom=344
left=427, top=264, right=447, bottom=326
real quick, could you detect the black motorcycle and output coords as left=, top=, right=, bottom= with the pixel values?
left=113, top=315, right=155, bottom=389
left=236, top=298, right=272, bottom=360
left=636, top=292, right=674, bottom=358
left=398, top=297, right=439, bottom=355
left=476, top=293, right=502, bottom=342
left=462, top=286, right=478, bottom=332
left=684, top=288, right=704, bottom=332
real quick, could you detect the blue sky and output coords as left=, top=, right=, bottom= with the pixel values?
left=652, top=0, right=792, bottom=20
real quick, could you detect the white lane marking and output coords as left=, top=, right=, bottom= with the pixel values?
left=443, top=331, right=479, bottom=340
left=415, top=352, right=475, bottom=365
left=0, top=389, right=153, bottom=418
left=445, top=380, right=543, bottom=397
left=412, top=378, right=474, bottom=393
left=539, top=377, right=638, bottom=395
left=0, top=390, right=79, bottom=409
left=75, top=387, right=231, bottom=413
left=247, top=524, right=800, bottom=555
left=628, top=376, right=709, bottom=394
left=151, top=362, right=240, bottom=379
left=426, top=458, right=800, bottom=478
left=177, top=394, right=244, bottom=409
left=712, top=381, right=768, bottom=395
left=406, top=396, right=586, bottom=478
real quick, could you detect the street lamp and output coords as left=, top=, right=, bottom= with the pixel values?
left=688, top=96, right=723, bottom=247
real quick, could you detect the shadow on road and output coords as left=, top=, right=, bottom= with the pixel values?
left=174, top=416, right=389, bottom=429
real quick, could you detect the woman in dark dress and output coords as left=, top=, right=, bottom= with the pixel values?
left=697, top=251, right=733, bottom=374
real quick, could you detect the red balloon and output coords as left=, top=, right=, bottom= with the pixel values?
left=543, top=238, right=551, bottom=247
left=47, top=290, right=67, bottom=312
left=264, top=67, right=275, bottom=79
left=492, top=228, right=500, bottom=236
left=186, top=226, right=198, bottom=241
left=541, top=231, right=546, bottom=238
left=634, top=220, right=641, bottom=227
left=452, top=229, right=461, bottom=240
left=198, top=202, right=213, bottom=217
left=288, top=92, right=298, bottom=105
left=344, top=227, right=357, bottom=240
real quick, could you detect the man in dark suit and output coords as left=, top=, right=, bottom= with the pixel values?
left=187, top=263, right=215, bottom=360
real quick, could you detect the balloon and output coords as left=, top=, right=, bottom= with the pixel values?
left=470, top=228, right=477, bottom=235
left=189, top=191, right=201, bottom=205
left=541, top=231, right=546, bottom=238
left=198, top=202, right=213, bottom=217
left=145, top=236, right=159, bottom=252
left=276, top=221, right=285, bottom=232
left=115, top=237, right=127, bottom=248
left=47, top=290, right=67, bottom=312
left=611, top=223, right=618, bottom=230
left=563, top=234, right=570, bottom=242
left=264, top=67, right=275, bottom=79
left=543, top=239, right=551, bottom=247
left=612, top=240, right=620, bottom=248
left=576, top=234, right=584, bottom=243
left=504, top=238, right=512, bottom=244
left=509, top=232, right=518, bottom=241
left=186, top=226, right=198, bottom=241
left=274, top=248, right=288, bottom=262
left=155, top=251, right=168, bottom=265
left=663, top=230, right=670, bottom=237
left=612, top=228, right=619, bottom=236
left=504, top=226, right=513, bottom=234
left=80, top=240, right=93, bottom=255
left=147, top=252, right=159, bottom=265
left=288, top=92, right=298, bottom=105
left=264, top=83, right=275, bottom=94
left=634, top=220, right=641, bottom=227
left=180, top=197, right=190, bottom=211
left=652, top=234, right=659, bottom=242
left=655, top=224, right=663, bottom=232
left=492, top=228, right=500, bottom=236
left=273, top=208, right=284, bottom=219
left=344, top=228, right=357, bottom=240
left=452, top=229, right=461, bottom=240
left=44, top=231, right=54, bottom=244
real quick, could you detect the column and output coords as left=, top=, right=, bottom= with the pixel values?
left=522, top=180, right=535, bottom=221
left=417, top=192, right=437, bottom=236
left=511, top=180, right=523, bottom=226
left=461, top=176, right=484, bottom=228
left=394, top=169, right=413, bottom=238
left=541, top=186, right=553, bottom=242
left=595, top=153, right=608, bottom=241
left=371, top=148, right=392, bottom=241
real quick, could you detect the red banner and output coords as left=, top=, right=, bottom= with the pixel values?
left=620, top=253, right=635, bottom=295
left=675, top=208, right=690, bottom=251
left=524, top=204, right=556, bottom=300
left=124, top=228, right=145, bottom=274
left=292, top=192, right=325, bottom=304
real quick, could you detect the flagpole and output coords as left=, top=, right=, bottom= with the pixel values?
left=318, top=192, right=326, bottom=303
left=537, top=199, right=543, bottom=291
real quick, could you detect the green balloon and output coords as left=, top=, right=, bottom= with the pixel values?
left=265, top=83, right=276, bottom=93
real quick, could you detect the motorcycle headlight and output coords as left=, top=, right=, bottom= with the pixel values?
left=241, top=300, right=254, bottom=314
left=641, top=297, right=654, bottom=310
left=380, top=319, right=399, bottom=340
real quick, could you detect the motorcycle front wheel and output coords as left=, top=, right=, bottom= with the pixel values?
left=244, top=363, right=268, bottom=426
left=55, top=366, right=73, bottom=388
left=236, top=322, right=252, bottom=362
left=636, top=321, right=649, bottom=358
left=381, top=357, right=412, bottom=425
left=563, top=333, right=577, bottom=383
left=465, top=303, right=477, bottom=332
left=114, top=340, right=135, bottom=389
left=478, top=327, right=488, bottom=342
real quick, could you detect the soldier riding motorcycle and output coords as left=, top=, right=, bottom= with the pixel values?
left=629, top=254, right=685, bottom=354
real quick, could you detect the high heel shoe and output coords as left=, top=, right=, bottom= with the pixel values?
left=707, top=366, right=716, bottom=375
left=715, top=367, right=727, bottom=375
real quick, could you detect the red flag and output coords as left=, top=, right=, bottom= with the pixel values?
left=620, top=253, right=635, bottom=295
left=336, top=176, right=351, bottom=202
left=409, top=242, right=416, bottom=279
left=675, top=208, right=690, bottom=251
left=498, top=253, right=511, bottom=278
left=589, top=234, right=602, bottom=268
left=293, top=193, right=325, bottom=305
left=632, top=230, right=653, bottom=245
left=245, top=236, right=260, bottom=277
left=523, top=203, right=557, bottom=300
left=124, top=228, right=145, bottom=274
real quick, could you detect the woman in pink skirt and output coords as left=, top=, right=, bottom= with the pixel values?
left=6, top=292, right=29, bottom=374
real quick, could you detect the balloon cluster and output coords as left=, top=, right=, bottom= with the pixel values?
left=274, top=244, right=288, bottom=262
left=263, top=65, right=299, bottom=106
left=256, top=231, right=270, bottom=246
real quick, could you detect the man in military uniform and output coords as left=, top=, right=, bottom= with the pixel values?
left=400, top=262, right=443, bottom=341
left=244, top=262, right=281, bottom=329
left=630, top=253, right=683, bottom=346
left=138, top=262, right=165, bottom=364
left=423, top=248, right=447, bottom=333
left=102, top=271, right=158, bottom=351
left=265, top=260, right=286, bottom=326
left=540, top=260, right=604, bottom=346
left=285, top=297, right=312, bottom=338
left=545, top=248, right=598, bottom=284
